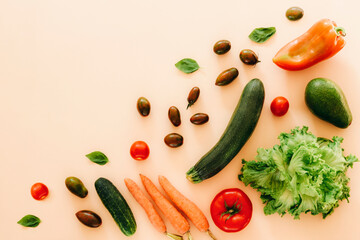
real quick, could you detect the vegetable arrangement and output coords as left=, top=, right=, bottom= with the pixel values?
left=18, top=5, right=359, bottom=240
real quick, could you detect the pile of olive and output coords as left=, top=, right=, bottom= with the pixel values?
left=137, top=85, right=209, bottom=148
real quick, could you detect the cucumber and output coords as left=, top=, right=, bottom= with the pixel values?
left=186, top=78, right=265, bottom=183
left=95, top=177, right=136, bottom=236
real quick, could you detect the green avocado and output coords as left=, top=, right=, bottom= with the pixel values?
left=305, top=78, right=352, bottom=128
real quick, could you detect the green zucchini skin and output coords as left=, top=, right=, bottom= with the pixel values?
left=95, top=177, right=136, bottom=236
left=186, top=78, right=265, bottom=183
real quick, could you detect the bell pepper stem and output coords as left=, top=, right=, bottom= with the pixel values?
left=335, top=27, right=346, bottom=37
left=166, top=232, right=183, bottom=240
left=207, top=230, right=217, bottom=240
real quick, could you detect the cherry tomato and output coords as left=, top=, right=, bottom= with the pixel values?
left=130, top=141, right=150, bottom=161
left=270, top=96, right=289, bottom=116
left=210, top=188, right=252, bottom=232
left=31, top=182, right=49, bottom=200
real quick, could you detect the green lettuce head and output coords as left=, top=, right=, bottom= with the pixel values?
left=239, top=126, right=358, bottom=219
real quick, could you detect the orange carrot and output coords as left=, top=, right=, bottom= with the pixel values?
left=140, top=174, right=190, bottom=235
left=159, top=175, right=217, bottom=239
left=124, top=178, right=183, bottom=240
left=124, top=178, right=166, bottom=233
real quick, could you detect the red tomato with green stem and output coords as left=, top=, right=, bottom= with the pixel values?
left=270, top=96, right=289, bottom=116
left=130, top=141, right=150, bottom=161
left=31, top=182, right=49, bottom=200
left=210, top=188, right=252, bottom=232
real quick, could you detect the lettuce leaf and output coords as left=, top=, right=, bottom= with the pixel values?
left=239, top=126, right=358, bottom=219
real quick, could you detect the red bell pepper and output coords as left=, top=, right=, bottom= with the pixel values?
left=273, top=19, right=346, bottom=71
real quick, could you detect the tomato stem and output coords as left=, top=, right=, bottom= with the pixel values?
left=335, top=27, right=346, bottom=37
left=207, top=230, right=217, bottom=240
left=221, top=199, right=243, bottom=221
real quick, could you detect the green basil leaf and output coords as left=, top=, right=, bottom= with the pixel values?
left=86, top=151, right=109, bottom=165
left=17, top=215, right=41, bottom=227
left=249, top=27, right=276, bottom=43
left=175, top=58, right=199, bottom=74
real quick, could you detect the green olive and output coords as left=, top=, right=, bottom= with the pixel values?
left=187, top=87, right=200, bottom=109
left=137, top=97, right=151, bottom=117
left=213, top=40, right=231, bottom=55
left=65, top=177, right=88, bottom=198
left=239, top=49, right=259, bottom=65
left=76, top=210, right=102, bottom=228
left=164, top=133, right=183, bottom=148
left=286, top=7, right=304, bottom=21
left=215, top=67, right=239, bottom=86
left=190, top=113, right=209, bottom=125
left=168, top=106, right=181, bottom=127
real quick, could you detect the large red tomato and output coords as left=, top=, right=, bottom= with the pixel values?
left=210, top=188, right=252, bottom=232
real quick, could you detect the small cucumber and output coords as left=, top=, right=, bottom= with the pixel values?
left=186, top=78, right=265, bottom=183
left=305, top=78, right=352, bottom=128
left=95, top=177, right=136, bottom=236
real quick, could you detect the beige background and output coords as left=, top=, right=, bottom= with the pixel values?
left=1, top=0, right=360, bottom=239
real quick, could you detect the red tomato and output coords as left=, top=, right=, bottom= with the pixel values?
left=31, top=182, right=49, bottom=200
left=270, top=96, right=289, bottom=116
left=130, top=141, right=150, bottom=161
left=210, top=188, right=252, bottom=232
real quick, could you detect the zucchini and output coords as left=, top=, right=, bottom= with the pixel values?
left=95, top=177, right=136, bottom=236
left=186, top=78, right=265, bottom=183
